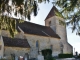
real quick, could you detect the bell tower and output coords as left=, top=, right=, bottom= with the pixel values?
left=45, top=6, right=73, bottom=53
left=45, top=6, right=57, bottom=32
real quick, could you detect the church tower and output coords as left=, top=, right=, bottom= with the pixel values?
left=45, top=6, right=73, bottom=54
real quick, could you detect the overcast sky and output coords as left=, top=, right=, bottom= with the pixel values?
left=27, top=1, right=80, bottom=54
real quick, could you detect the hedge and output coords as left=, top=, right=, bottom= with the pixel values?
left=58, top=54, right=73, bottom=58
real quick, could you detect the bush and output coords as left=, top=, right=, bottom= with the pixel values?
left=46, top=55, right=56, bottom=60
left=41, top=49, right=56, bottom=60
left=0, top=58, right=6, bottom=60
left=78, top=54, right=80, bottom=58
left=58, top=54, right=73, bottom=58
left=41, top=49, right=52, bottom=59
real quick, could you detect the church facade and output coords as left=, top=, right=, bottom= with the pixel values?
left=0, top=6, right=73, bottom=59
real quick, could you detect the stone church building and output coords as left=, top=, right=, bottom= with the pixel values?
left=0, top=6, right=73, bottom=59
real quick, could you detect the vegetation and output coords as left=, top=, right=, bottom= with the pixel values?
left=0, top=58, right=6, bottom=60
left=41, top=49, right=52, bottom=59
left=0, top=0, right=80, bottom=37
left=0, top=0, right=49, bottom=37
left=56, top=0, right=80, bottom=35
left=78, top=54, right=80, bottom=58
left=58, top=54, right=73, bottom=58
left=41, top=49, right=56, bottom=60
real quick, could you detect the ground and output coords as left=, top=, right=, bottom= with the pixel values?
left=56, top=58, right=80, bottom=60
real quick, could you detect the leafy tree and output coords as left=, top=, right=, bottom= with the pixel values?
left=0, top=0, right=80, bottom=37
left=0, top=0, right=49, bottom=37
left=56, top=0, right=80, bottom=35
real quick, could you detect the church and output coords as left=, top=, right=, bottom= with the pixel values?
left=0, top=6, right=73, bottom=59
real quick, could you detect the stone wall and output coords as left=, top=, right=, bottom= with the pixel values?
left=50, top=38, right=61, bottom=56
left=4, top=46, right=30, bottom=57
left=0, top=36, right=4, bottom=57
left=15, top=32, right=60, bottom=58
left=0, top=30, right=10, bottom=37
left=24, top=34, right=60, bottom=58
left=66, top=43, right=73, bottom=53
left=24, top=34, right=51, bottom=58
left=45, top=17, right=56, bottom=32
left=55, top=16, right=73, bottom=53
left=0, top=30, right=50, bottom=58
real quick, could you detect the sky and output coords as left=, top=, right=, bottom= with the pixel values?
left=26, top=1, right=80, bottom=54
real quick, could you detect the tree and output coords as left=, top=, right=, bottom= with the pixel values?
left=0, top=0, right=80, bottom=37
left=0, top=0, right=49, bottom=37
left=56, top=0, right=80, bottom=35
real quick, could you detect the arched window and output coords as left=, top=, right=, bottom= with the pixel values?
left=50, top=45, right=53, bottom=50
left=36, top=40, right=40, bottom=54
left=0, top=45, right=2, bottom=50
left=49, top=21, right=51, bottom=26
left=25, top=53, right=29, bottom=60
left=60, top=42, right=64, bottom=53
left=36, top=40, right=39, bottom=48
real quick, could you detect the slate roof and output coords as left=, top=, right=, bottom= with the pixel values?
left=16, top=20, right=60, bottom=39
left=45, top=6, right=59, bottom=20
left=3, top=36, right=30, bottom=48
left=45, top=6, right=64, bottom=20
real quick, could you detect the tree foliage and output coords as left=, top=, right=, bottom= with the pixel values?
left=0, top=0, right=49, bottom=37
left=0, top=0, right=80, bottom=37
left=56, top=0, right=80, bottom=35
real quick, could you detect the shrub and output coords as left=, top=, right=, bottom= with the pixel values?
left=41, top=49, right=52, bottom=59
left=41, top=49, right=56, bottom=60
left=0, top=58, right=6, bottom=60
left=46, top=55, right=56, bottom=60
left=58, top=54, right=73, bottom=58
left=78, top=54, right=80, bottom=58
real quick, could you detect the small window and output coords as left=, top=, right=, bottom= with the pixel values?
left=59, top=20, right=65, bottom=26
left=50, top=45, right=53, bottom=50
left=49, top=21, right=51, bottom=26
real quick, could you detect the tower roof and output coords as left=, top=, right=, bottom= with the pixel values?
left=45, top=6, right=61, bottom=20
